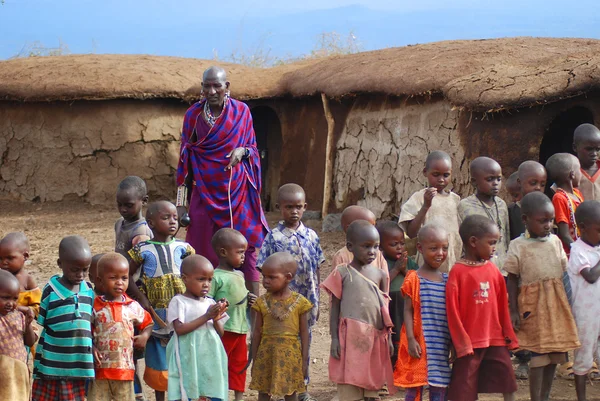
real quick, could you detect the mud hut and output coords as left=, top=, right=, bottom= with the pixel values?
left=2, top=38, right=600, bottom=219
left=280, top=37, right=600, bottom=218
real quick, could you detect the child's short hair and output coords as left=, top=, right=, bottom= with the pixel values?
left=575, top=200, right=600, bottom=226
left=346, top=219, right=379, bottom=244
left=469, top=156, right=500, bottom=176
left=506, top=172, right=519, bottom=188
left=459, top=215, right=497, bottom=244
left=0, top=232, right=29, bottom=252
left=261, top=252, right=298, bottom=276
left=341, top=206, right=376, bottom=231
left=518, top=160, right=546, bottom=180
left=211, top=228, right=246, bottom=253
left=181, top=254, right=213, bottom=276
left=58, top=235, right=91, bottom=261
left=376, top=220, right=405, bottom=238
left=573, top=123, right=600, bottom=146
left=417, top=224, right=448, bottom=242
left=277, top=183, right=305, bottom=202
left=0, top=269, right=19, bottom=292
left=425, top=150, right=451, bottom=170
left=146, top=200, right=175, bottom=220
left=520, top=192, right=552, bottom=217
left=545, top=153, right=578, bottom=183
left=117, top=176, right=147, bottom=198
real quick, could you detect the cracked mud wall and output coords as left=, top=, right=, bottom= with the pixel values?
left=332, top=95, right=469, bottom=218
left=0, top=99, right=186, bottom=204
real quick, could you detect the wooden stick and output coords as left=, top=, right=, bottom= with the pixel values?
left=321, top=93, right=336, bottom=218
left=149, top=307, right=167, bottom=329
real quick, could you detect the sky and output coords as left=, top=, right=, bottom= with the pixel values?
left=0, top=0, right=598, bottom=61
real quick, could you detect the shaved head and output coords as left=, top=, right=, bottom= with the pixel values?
left=203, top=66, right=227, bottom=82
left=417, top=224, right=448, bottom=243
left=211, top=228, right=247, bottom=253
left=341, top=206, right=376, bottom=232
left=261, top=252, right=298, bottom=276
left=346, top=220, right=380, bottom=244
left=97, top=253, right=129, bottom=276
left=574, top=123, right=600, bottom=145
left=545, top=153, right=579, bottom=183
left=425, top=150, right=452, bottom=170
left=576, top=200, right=600, bottom=226
left=470, top=157, right=501, bottom=177
left=0, top=269, right=20, bottom=294
left=58, top=235, right=92, bottom=262
left=146, top=201, right=176, bottom=220
left=277, top=183, right=306, bottom=203
left=459, top=215, right=499, bottom=244
left=518, top=161, right=546, bottom=181
left=181, top=254, right=214, bottom=276
left=0, top=232, right=29, bottom=253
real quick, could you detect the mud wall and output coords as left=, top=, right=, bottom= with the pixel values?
left=0, top=99, right=186, bottom=204
left=331, top=95, right=470, bottom=218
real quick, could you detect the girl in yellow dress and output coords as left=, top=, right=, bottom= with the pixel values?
left=249, top=252, right=312, bottom=401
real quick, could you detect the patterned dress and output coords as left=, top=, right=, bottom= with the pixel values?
left=257, top=222, right=325, bottom=327
left=250, top=292, right=312, bottom=397
left=0, top=310, right=30, bottom=401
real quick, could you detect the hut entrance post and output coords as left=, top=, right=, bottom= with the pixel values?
left=251, top=106, right=282, bottom=211
left=321, top=93, right=335, bottom=218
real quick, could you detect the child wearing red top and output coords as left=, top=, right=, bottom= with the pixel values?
left=446, top=215, right=519, bottom=401
left=546, top=153, right=584, bottom=255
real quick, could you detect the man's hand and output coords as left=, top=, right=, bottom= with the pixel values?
left=226, top=147, right=247, bottom=170
left=247, top=292, right=257, bottom=307
left=408, top=337, right=422, bottom=359
left=423, top=187, right=438, bottom=208
left=330, top=338, right=341, bottom=359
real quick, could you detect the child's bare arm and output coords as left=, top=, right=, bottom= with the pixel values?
left=25, top=272, right=37, bottom=291
left=242, top=310, right=263, bottom=373
left=23, top=318, right=37, bottom=347
left=403, top=294, right=421, bottom=358
left=330, top=296, right=341, bottom=359
left=379, top=269, right=389, bottom=293
left=133, top=325, right=152, bottom=349
left=172, top=303, right=221, bottom=336
left=406, top=188, right=436, bottom=238
left=556, top=222, right=574, bottom=250
left=581, top=259, right=600, bottom=284
left=507, top=274, right=520, bottom=331
left=214, top=314, right=226, bottom=337
left=299, top=311, right=310, bottom=380
left=127, top=260, right=151, bottom=310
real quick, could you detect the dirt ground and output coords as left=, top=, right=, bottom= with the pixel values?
left=3, top=200, right=600, bottom=401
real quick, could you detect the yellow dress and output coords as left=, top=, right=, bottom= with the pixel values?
left=250, top=292, right=312, bottom=397
left=18, top=287, right=42, bottom=317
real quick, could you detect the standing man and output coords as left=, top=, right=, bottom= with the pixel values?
left=177, top=66, right=268, bottom=296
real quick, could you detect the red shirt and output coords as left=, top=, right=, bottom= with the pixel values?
left=446, top=261, right=518, bottom=358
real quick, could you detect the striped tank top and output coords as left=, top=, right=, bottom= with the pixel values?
left=420, top=273, right=451, bottom=387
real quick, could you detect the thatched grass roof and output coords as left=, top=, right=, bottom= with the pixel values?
left=1, top=38, right=600, bottom=110
left=280, top=37, right=600, bottom=111
left=0, top=54, right=301, bottom=102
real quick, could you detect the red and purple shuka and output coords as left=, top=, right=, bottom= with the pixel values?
left=177, top=98, right=268, bottom=276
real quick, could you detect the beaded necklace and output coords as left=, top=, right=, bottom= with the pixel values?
left=477, top=195, right=502, bottom=231
left=555, top=188, right=583, bottom=240
left=203, top=94, right=229, bottom=127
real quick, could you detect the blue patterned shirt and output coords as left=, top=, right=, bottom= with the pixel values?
left=257, top=222, right=325, bottom=326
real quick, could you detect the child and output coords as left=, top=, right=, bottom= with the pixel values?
left=399, top=150, right=461, bottom=272
left=322, top=220, right=394, bottom=401
left=507, top=161, right=546, bottom=379
left=89, top=253, right=106, bottom=295
left=509, top=160, right=547, bottom=241
left=568, top=200, right=600, bottom=401
left=0, top=270, right=37, bottom=401
left=376, top=220, right=419, bottom=366
left=332, top=205, right=389, bottom=271
left=209, top=228, right=256, bottom=401
left=250, top=252, right=312, bottom=401
left=504, top=192, right=580, bottom=401
left=32, top=235, right=95, bottom=401
left=395, top=225, right=452, bottom=401
left=573, top=123, right=600, bottom=201
left=89, top=253, right=153, bottom=401
left=115, top=176, right=152, bottom=261
left=506, top=172, right=522, bottom=205
left=167, top=255, right=229, bottom=401
left=446, top=215, right=518, bottom=401
left=458, top=157, right=510, bottom=272
left=128, top=201, right=194, bottom=401
left=546, top=153, right=583, bottom=255
left=116, top=176, right=152, bottom=401
left=257, top=183, right=325, bottom=400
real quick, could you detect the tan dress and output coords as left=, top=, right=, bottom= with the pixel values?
left=579, top=164, right=600, bottom=202
left=399, top=189, right=462, bottom=272
left=503, top=234, right=580, bottom=353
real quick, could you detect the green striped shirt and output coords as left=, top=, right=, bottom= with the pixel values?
left=33, top=275, right=95, bottom=379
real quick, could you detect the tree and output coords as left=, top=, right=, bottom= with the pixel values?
left=12, top=40, right=70, bottom=58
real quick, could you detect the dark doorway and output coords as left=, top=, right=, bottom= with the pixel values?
left=251, top=106, right=282, bottom=211
left=539, top=107, right=594, bottom=166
